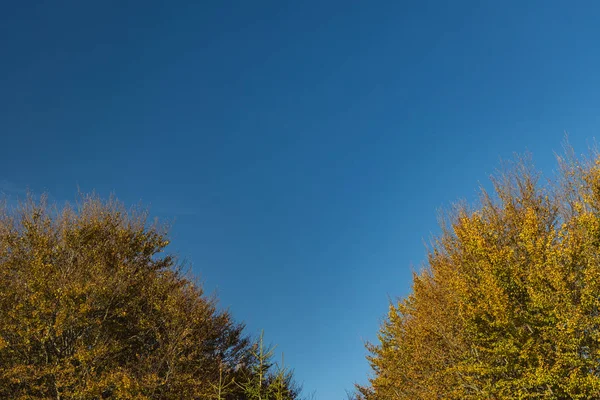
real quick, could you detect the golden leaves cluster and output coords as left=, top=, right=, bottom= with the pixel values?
left=360, top=150, right=600, bottom=399
left=0, top=194, right=249, bottom=399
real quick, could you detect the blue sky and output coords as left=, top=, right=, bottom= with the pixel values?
left=2, top=1, right=600, bottom=398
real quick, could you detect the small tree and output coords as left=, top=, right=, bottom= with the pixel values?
left=238, top=330, right=275, bottom=400
left=237, top=331, right=300, bottom=400
left=269, top=354, right=297, bottom=400
left=210, top=358, right=237, bottom=400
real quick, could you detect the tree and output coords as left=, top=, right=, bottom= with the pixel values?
left=0, top=194, right=302, bottom=399
left=237, top=331, right=300, bottom=400
left=268, top=354, right=298, bottom=400
left=357, top=147, right=600, bottom=399
left=237, top=331, right=275, bottom=400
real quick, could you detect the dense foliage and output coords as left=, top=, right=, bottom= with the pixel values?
left=358, top=149, right=600, bottom=399
left=0, top=195, right=301, bottom=399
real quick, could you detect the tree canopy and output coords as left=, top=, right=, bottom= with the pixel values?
left=357, top=148, right=600, bottom=399
left=0, top=194, right=301, bottom=399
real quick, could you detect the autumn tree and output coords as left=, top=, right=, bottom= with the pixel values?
left=357, top=147, right=600, bottom=399
left=0, top=194, right=301, bottom=399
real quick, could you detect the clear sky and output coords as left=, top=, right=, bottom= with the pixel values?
left=2, top=1, right=600, bottom=398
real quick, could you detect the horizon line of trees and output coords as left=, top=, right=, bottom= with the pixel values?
left=10, top=141, right=600, bottom=399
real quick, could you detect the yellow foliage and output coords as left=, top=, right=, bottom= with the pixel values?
left=358, top=149, right=600, bottom=399
left=0, top=194, right=249, bottom=399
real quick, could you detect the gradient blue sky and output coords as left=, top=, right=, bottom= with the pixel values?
left=2, top=1, right=600, bottom=398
